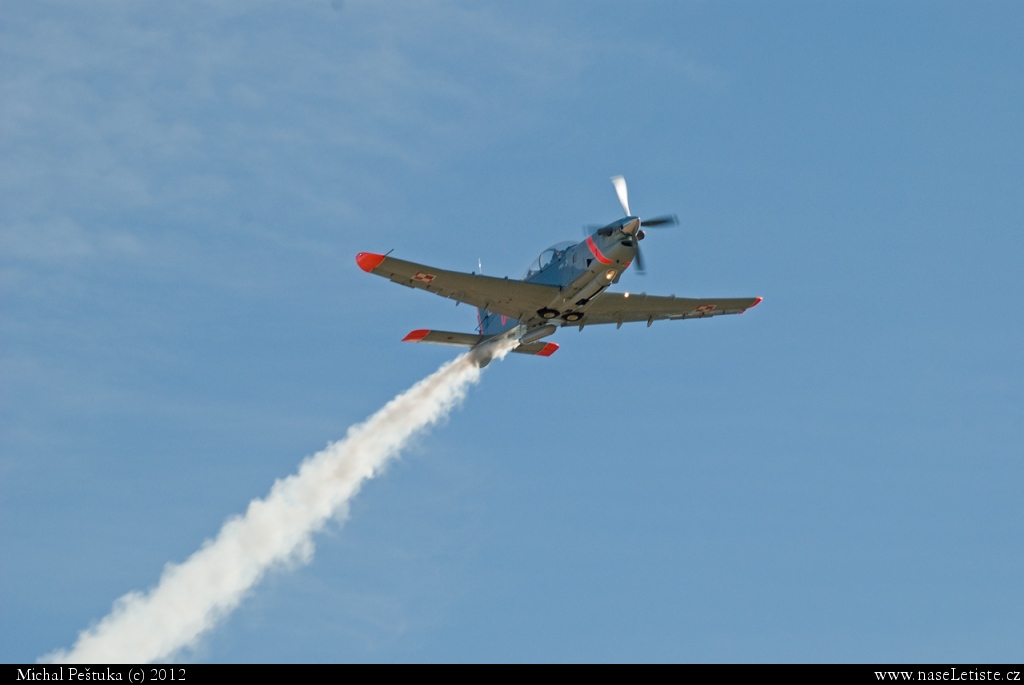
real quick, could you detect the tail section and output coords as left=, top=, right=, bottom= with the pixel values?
left=403, top=329, right=483, bottom=347
left=515, top=341, right=559, bottom=356
left=476, top=307, right=518, bottom=337
left=402, top=329, right=558, bottom=358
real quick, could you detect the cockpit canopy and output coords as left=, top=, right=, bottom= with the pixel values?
left=524, top=241, right=576, bottom=279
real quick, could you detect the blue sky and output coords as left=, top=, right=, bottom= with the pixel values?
left=3, top=0, right=1022, bottom=663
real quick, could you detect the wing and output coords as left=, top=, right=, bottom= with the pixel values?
left=584, top=292, right=762, bottom=326
left=357, top=252, right=558, bottom=321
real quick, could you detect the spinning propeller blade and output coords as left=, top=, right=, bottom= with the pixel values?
left=640, top=214, right=678, bottom=227
left=611, top=175, right=630, bottom=217
left=633, top=242, right=646, bottom=274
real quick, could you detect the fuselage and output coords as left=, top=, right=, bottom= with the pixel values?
left=478, top=217, right=641, bottom=338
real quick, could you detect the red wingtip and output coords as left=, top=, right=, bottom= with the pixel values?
left=403, top=329, right=430, bottom=342
left=536, top=342, right=559, bottom=357
left=356, top=252, right=386, bottom=273
left=746, top=296, right=763, bottom=311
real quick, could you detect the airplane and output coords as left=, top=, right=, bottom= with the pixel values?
left=356, top=176, right=762, bottom=366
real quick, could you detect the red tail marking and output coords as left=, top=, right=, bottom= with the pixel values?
left=356, top=252, right=386, bottom=272
left=402, top=329, right=430, bottom=342
left=536, top=342, right=559, bottom=357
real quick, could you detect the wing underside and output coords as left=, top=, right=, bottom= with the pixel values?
left=357, top=252, right=761, bottom=333
left=582, top=293, right=762, bottom=325
left=358, top=253, right=559, bottom=321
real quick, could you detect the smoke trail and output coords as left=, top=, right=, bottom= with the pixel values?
left=42, top=345, right=511, bottom=664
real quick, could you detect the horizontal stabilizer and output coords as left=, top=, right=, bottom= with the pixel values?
left=402, top=330, right=559, bottom=357
left=513, top=341, right=559, bottom=357
left=402, top=329, right=483, bottom=347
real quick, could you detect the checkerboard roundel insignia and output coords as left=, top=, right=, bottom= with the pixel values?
left=413, top=271, right=436, bottom=283
left=695, top=304, right=717, bottom=313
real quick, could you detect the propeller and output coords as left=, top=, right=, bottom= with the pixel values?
left=632, top=238, right=646, bottom=273
left=641, top=214, right=679, bottom=227
left=609, top=176, right=679, bottom=275
left=611, top=175, right=630, bottom=216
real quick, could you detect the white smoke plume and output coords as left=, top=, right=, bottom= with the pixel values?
left=42, top=345, right=512, bottom=664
